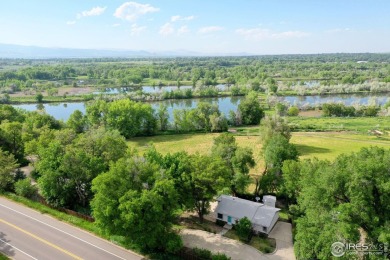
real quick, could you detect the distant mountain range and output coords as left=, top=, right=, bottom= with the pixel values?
left=0, top=43, right=251, bottom=58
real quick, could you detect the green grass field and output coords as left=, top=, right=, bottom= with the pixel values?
left=128, top=130, right=390, bottom=175
left=288, top=116, right=390, bottom=133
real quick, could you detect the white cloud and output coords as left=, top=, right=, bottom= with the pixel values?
left=131, top=24, right=146, bottom=36
left=178, top=26, right=190, bottom=35
left=66, top=21, right=76, bottom=26
left=77, top=6, right=106, bottom=19
left=198, top=26, right=224, bottom=34
left=325, top=28, right=351, bottom=33
left=236, top=27, right=309, bottom=40
left=171, top=15, right=195, bottom=22
left=112, top=23, right=121, bottom=27
left=159, top=22, right=175, bottom=36
left=114, top=2, right=159, bottom=22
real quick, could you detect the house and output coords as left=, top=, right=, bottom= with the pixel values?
left=215, top=195, right=280, bottom=235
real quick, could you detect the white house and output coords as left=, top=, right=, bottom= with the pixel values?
left=215, top=195, right=280, bottom=235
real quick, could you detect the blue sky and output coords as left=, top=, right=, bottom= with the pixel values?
left=0, top=0, right=389, bottom=54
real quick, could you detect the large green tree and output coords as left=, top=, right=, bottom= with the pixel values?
left=91, top=155, right=182, bottom=253
left=238, top=91, right=264, bottom=125
left=286, top=147, right=390, bottom=259
left=0, top=148, right=18, bottom=192
left=106, top=99, right=157, bottom=137
left=211, top=133, right=255, bottom=194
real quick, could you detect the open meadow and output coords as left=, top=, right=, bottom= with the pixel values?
left=128, top=130, right=390, bottom=176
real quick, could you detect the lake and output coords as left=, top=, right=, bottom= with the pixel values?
left=93, top=84, right=228, bottom=94
left=13, top=96, right=242, bottom=122
left=13, top=93, right=390, bottom=122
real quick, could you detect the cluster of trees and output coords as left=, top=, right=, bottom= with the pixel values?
left=255, top=115, right=299, bottom=195
left=0, top=101, right=258, bottom=254
left=322, top=103, right=380, bottom=117
left=173, top=102, right=228, bottom=132
left=2, top=54, right=390, bottom=96
left=0, top=105, right=62, bottom=193
left=282, top=147, right=390, bottom=259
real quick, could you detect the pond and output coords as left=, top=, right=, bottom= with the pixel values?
left=93, top=84, right=228, bottom=94
left=13, top=92, right=389, bottom=122
left=13, top=96, right=242, bottom=122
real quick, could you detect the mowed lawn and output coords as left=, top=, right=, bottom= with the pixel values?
left=128, top=131, right=390, bottom=175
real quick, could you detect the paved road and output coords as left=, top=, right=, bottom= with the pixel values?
left=0, top=197, right=143, bottom=260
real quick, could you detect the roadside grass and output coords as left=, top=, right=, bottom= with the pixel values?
left=0, top=253, right=9, bottom=260
left=1, top=193, right=142, bottom=254
left=224, top=230, right=276, bottom=254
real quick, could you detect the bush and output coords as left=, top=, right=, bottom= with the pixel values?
left=212, top=253, right=231, bottom=260
left=193, top=247, right=212, bottom=259
left=287, top=106, right=299, bottom=116
left=14, top=178, right=37, bottom=198
left=192, top=248, right=231, bottom=260
left=235, top=217, right=252, bottom=243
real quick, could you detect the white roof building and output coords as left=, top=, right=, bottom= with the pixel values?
left=215, top=195, right=280, bottom=234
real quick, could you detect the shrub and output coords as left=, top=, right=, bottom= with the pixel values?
left=192, top=248, right=231, bottom=260
left=193, top=247, right=212, bottom=259
left=14, top=179, right=37, bottom=198
left=287, top=106, right=299, bottom=116
left=212, top=253, right=231, bottom=260
left=235, top=217, right=253, bottom=243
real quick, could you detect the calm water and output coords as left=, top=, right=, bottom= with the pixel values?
left=13, top=96, right=242, bottom=122
left=13, top=102, right=86, bottom=121
left=94, top=84, right=228, bottom=94
left=13, top=93, right=390, bottom=122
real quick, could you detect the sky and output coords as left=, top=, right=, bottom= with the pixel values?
left=0, top=0, right=389, bottom=55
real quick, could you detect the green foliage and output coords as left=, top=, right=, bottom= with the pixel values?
left=264, top=134, right=298, bottom=170
left=35, top=127, right=127, bottom=208
left=287, top=106, right=299, bottom=116
left=238, top=91, right=264, bottom=125
left=0, top=121, right=25, bottom=163
left=290, top=147, right=390, bottom=259
left=157, top=103, right=169, bottom=131
left=35, top=93, right=43, bottom=103
left=211, top=133, right=255, bottom=194
left=106, top=99, right=157, bottom=137
left=275, top=103, right=287, bottom=116
left=14, top=178, right=37, bottom=198
left=91, top=154, right=182, bottom=253
left=192, top=248, right=212, bottom=259
left=235, top=217, right=252, bottom=242
left=173, top=102, right=225, bottom=133
left=67, top=110, right=86, bottom=133
left=260, top=115, right=291, bottom=146
left=322, top=103, right=380, bottom=117
left=0, top=148, right=18, bottom=192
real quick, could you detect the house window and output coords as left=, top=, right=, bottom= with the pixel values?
left=263, top=226, right=267, bottom=232
left=217, top=213, right=223, bottom=219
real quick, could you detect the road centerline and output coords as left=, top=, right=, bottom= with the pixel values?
left=0, top=202, right=128, bottom=260
left=0, top=218, right=82, bottom=260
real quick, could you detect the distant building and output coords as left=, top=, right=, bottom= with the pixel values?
left=215, top=195, right=280, bottom=234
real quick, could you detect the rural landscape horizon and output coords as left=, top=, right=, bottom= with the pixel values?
left=0, top=1, right=389, bottom=260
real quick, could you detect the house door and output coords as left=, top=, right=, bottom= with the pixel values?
left=227, top=216, right=232, bottom=224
